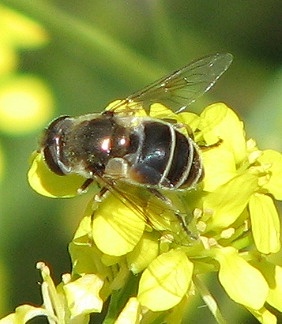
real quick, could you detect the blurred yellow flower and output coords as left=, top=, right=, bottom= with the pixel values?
left=0, top=76, right=54, bottom=135
left=0, top=4, right=53, bottom=181
left=0, top=5, right=49, bottom=49
left=0, top=4, right=48, bottom=76
left=0, top=43, right=17, bottom=75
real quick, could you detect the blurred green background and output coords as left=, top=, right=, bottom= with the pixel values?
left=1, top=1, right=282, bottom=323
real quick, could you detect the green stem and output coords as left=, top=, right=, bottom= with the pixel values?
left=103, top=272, right=140, bottom=323
left=194, top=275, right=227, bottom=324
left=2, top=0, right=165, bottom=82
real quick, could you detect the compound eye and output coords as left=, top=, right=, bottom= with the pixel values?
left=40, top=116, right=70, bottom=176
left=43, top=137, right=65, bottom=175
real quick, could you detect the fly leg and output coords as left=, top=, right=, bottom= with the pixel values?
left=77, top=177, right=110, bottom=240
left=198, top=138, right=223, bottom=151
left=78, top=178, right=94, bottom=194
left=148, top=188, right=197, bottom=241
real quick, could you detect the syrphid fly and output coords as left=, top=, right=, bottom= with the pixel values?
left=40, top=53, right=233, bottom=241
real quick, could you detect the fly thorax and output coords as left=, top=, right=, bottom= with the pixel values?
left=63, top=117, right=115, bottom=175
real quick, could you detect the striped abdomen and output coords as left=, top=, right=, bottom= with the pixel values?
left=128, top=120, right=204, bottom=189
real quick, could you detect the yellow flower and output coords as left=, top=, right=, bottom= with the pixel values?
left=0, top=263, right=102, bottom=323
left=0, top=4, right=48, bottom=49
left=0, top=5, right=54, bottom=182
left=0, top=75, right=54, bottom=135
left=0, top=5, right=52, bottom=135
left=10, top=102, right=282, bottom=323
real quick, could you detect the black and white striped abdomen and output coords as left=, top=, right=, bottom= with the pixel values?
left=129, top=120, right=204, bottom=189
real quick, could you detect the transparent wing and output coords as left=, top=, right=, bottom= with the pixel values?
left=110, top=53, right=233, bottom=114
left=92, top=174, right=194, bottom=245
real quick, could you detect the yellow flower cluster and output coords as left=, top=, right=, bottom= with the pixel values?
left=3, top=102, right=282, bottom=323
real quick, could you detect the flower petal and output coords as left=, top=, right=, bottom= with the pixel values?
left=202, top=145, right=237, bottom=191
left=247, top=307, right=277, bottom=324
left=69, top=239, right=112, bottom=279
left=138, top=249, right=193, bottom=311
left=178, top=111, right=200, bottom=133
left=27, top=152, right=85, bottom=198
left=64, top=274, right=104, bottom=318
left=253, top=260, right=282, bottom=312
left=92, top=193, right=145, bottom=256
left=204, top=173, right=258, bottom=229
left=149, top=103, right=178, bottom=120
left=199, top=103, right=246, bottom=164
left=258, top=150, right=282, bottom=200
left=214, top=247, right=268, bottom=310
left=127, top=232, right=159, bottom=274
left=116, top=297, right=142, bottom=324
left=249, top=193, right=281, bottom=254
left=0, top=305, right=50, bottom=323
left=267, top=264, right=282, bottom=312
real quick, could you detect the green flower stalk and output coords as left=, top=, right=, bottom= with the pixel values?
left=2, top=102, right=282, bottom=324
